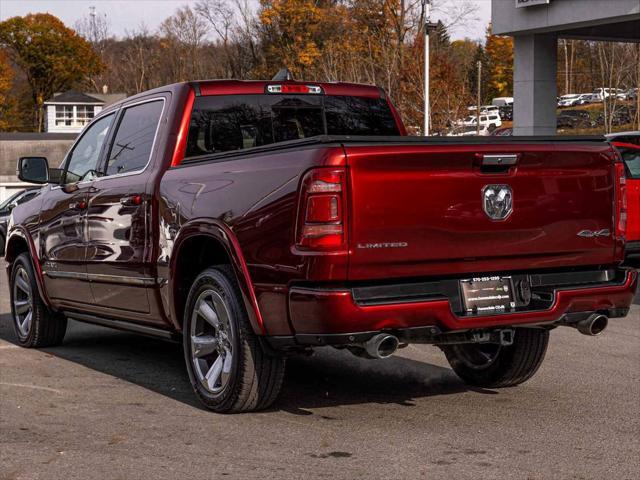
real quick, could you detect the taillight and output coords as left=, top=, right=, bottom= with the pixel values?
left=615, top=162, right=627, bottom=238
left=296, top=168, right=347, bottom=250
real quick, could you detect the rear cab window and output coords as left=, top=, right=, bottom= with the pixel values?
left=104, top=99, right=164, bottom=176
left=185, top=94, right=399, bottom=157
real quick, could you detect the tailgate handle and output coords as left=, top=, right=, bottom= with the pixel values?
left=482, top=154, right=518, bottom=166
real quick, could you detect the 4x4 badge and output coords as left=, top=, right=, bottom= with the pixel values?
left=577, top=229, right=611, bottom=238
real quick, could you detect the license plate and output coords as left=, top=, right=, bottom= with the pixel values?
left=460, top=276, right=515, bottom=314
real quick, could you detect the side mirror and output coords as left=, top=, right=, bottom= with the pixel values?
left=17, top=157, right=50, bottom=184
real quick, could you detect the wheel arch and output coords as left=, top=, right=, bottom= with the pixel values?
left=4, top=227, right=52, bottom=308
left=169, top=220, right=265, bottom=335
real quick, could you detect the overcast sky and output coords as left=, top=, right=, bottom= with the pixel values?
left=0, top=0, right=493, bottom=41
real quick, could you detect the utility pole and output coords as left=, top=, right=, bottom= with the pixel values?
left=89, top=6, right=96, bottom=44
left=477, top=60, right=482, bottom=135
left=423, top=0, right=431, bottom=136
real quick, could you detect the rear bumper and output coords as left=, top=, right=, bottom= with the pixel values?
left=280, top=268, right=637, bottom=346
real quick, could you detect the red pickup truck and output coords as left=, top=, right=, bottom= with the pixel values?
left=608, top=134, right=640, bottom=266
left=5, top=80, right=637, bottom=413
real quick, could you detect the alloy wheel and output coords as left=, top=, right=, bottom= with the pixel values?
left=190, top=290, right=235, bottom=394
left=13, top=265, right=33, bottom=337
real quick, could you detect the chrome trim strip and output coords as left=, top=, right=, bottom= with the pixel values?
left=43, top=270, right=158, bottom=286
left=42, top=271, right=88, bottom=281
left=86, top=273, right=158, bottom=286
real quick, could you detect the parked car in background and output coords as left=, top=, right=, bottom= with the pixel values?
left=575, top=93, right=599, bottom=105
left=462, top=113, right=502, bottom=129
left=607, top=132, right=640, bottom=266
left=468, top=105, right=500, bottom=116
left=592, top=88, right=626, bottom=101
left=0, top=188, right=40, bottom=256
left=559, top=109, right=593, bottom=128
left=596, top=105, right=636, bottom=127
left=447, top=125, right=491, bottom=136
left=499, top=105, right=513, bottom=121
left=557, top=114, right=577, bottom=129
left=606, top=131, right=640, bottom=146
left=558, top=94, right=582, bottom=107
left=491, top=127, right=513, bottom=136
left=491, top=97, right=513, bottom=107
left=558, top=94, right=596, bottom=107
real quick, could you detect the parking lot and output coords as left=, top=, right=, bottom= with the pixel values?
left=0, top=261, right=638, bottom=480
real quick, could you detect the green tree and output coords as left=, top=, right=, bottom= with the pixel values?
left=0, top=14, right=104, bottom=131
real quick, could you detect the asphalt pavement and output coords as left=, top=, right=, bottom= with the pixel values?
left=1, top=261, right=639, bottom=480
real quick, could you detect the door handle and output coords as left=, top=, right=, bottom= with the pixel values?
left=69, top=200, right=87, bottom=211
left=120, top=195, right=144, bottom=206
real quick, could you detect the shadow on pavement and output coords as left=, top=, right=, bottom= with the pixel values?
left=0, top=313, right=477, bottom=412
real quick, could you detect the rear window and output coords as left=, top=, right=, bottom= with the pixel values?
left=620, top=148, right=640, bottom=179
left=185, top=94, right=399, bottom=157
left=105, top=100, right=164, bottom=176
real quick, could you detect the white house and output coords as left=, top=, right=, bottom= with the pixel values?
left=44, top=89, right=126, bottom=133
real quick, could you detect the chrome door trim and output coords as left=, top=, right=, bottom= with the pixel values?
left=43, top=270, right=161, bottom=286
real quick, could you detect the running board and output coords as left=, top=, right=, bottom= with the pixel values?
left=65, top=312, right=177, bottom=340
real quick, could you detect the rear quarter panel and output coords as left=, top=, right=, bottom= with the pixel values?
left=158, top=146, right=346, bottom=335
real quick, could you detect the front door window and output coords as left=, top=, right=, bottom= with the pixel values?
left=63, top=113, right=114, bottom=184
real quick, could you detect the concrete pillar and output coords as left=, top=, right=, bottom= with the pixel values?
left=513, top=34, right=558, bottom=136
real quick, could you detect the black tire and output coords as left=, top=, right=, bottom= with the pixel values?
left=10, top=253, right=67, bottom=347
left=441, top=328, right=549, bottom=388
left=183, top=266, right=285, bottom=413
left=0, top=232, right=5, bottom=256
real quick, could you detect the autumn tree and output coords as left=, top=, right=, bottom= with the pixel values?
left=484, top=26, right=513, bottom=100
left=0, top=49, right=14, bottom=130
left=257, top=0, right=343, bottom=78
left=0, top=14, right=104, bottom=131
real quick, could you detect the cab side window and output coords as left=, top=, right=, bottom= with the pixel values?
left=64, top=113, right=114, bottom=184
left=16, top=190, right=39, bottom=205
left=105, top=100, right=164, bottom=176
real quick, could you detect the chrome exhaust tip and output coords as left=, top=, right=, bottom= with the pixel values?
left=576, top=314, right=608, bottom=336
left=363, top=334, right=400, bottom=359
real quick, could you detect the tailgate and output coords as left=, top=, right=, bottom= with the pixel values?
left=345, top=142, right=619, bottom=280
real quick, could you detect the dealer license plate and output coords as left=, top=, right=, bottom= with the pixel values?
left=460, top=276, right=516, bottom=314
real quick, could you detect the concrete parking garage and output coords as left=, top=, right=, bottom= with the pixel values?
left=492, top=0, right=640, bottom=134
